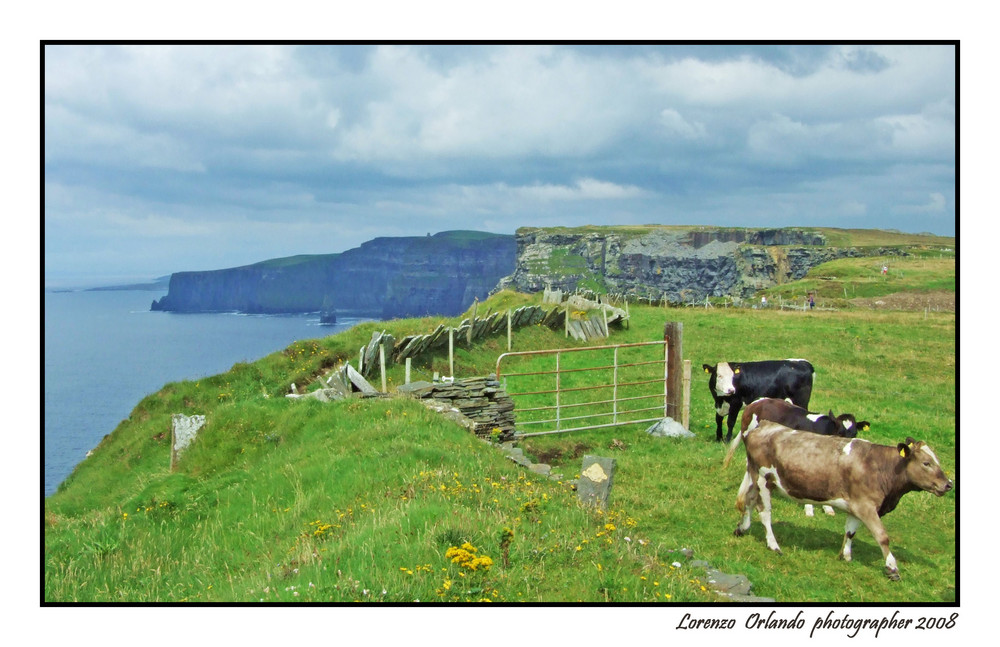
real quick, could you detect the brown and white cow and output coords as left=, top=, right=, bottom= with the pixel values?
left=731, top=397, right=871, bottom=517
left=730, top=420, right=953, bottom=580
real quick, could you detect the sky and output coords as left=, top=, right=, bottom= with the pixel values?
left=43, top=43, right=956, bottom=288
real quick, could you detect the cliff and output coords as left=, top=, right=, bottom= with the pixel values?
left=498, top=226, right=926, bottom=302
left=151, top=231, right=517, bottom=319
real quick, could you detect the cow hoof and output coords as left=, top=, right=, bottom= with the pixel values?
left=886, top=568, right=900, bottom=581
left=733, top=527, right=744, bottom=537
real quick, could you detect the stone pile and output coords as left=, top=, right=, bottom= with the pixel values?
left=397, top=375, right=517, bottom=441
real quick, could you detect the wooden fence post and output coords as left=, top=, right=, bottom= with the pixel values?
left=405, top=357, right=411, bottom=384
left=379, top=344, right=387, bottom=392
left=664, top=322, right=684, bottom=421
left=449, top=327, right=454, bottom=377
left=682, top=359, right=691, bottom=430
left=468, top=298, right=478, bottom=345
left=507, top=308, right=512, bottom=351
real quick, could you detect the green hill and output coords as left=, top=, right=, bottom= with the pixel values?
left=45, top=258, right=956, bottom=603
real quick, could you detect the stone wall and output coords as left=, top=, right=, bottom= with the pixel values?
left=398, top=376, right=517, bottom=441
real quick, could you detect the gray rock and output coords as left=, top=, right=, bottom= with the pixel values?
left=646, top=417, right=695, bottom=438
left=528, top=463, right=552, bottom=477
left=343, top=363, right=378, bottom=394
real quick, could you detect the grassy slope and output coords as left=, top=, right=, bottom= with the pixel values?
left=44, top=255, right=956, bottom=604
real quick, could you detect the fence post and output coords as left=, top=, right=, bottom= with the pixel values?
left=405, top=357, right=411, bottom=384
left=507, top=308, right=512, bottom=351
left=682, top=359, right=691, bottom=430
left=469, top=298, right=478, bottom=345
left=449, top=327, right=455, bottom=377
left=664, top=322, right=684, bottom=420
left=379, top=344, right=387, bottom=392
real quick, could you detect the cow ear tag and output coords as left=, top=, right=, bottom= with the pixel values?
left=899, top=448, right=906, bottom=457
left=862, top=424, right=870, bottom=431
left=734, top=368, right=741, bottom=374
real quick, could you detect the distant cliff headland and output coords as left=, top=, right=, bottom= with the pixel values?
left=151, top=226, right=954, bottom=317
left=498, top=225, right=953, bottom=302
left=151, top=231, right=517, bottom=319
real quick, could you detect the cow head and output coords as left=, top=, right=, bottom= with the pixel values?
left=898, top=437, right=953, bottom=496
left=703, top=362, right=738, bottom=398
left=835, top=413, right=870, bottom=438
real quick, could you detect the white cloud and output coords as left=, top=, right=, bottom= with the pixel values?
left=659, top=109, right=707, bottom=140
left=497, top=178, right=648, bottom=202
left=892, top=192, right=947, bottom=215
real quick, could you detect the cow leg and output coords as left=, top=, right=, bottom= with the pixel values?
left=839, top=515, right=862, bottom=562
left=734, top=471, right=755, bottom=536
left=844, top=508, right=900, bottom=580
left=714, top=412, right=725, bottom=442
left=725, top=404, right=741, bottom=443
left=756, top=470, right=781, bottom=553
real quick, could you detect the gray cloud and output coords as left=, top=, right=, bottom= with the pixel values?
left=43, top=43, right=955, bottom=287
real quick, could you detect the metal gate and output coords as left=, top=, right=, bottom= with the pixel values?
left=495, top=341, right=669, bottom=438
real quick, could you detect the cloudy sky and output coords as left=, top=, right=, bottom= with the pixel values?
left=43, top=43, right=956, bottom=288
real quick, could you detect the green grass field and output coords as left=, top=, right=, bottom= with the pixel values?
left=44, top=256, right=956, bottom=604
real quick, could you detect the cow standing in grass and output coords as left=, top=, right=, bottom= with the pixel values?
left=729, top=420, right=953, bottom=580
left=734, top=397, right=871, bottom=516
left=703, top=359, right=815, bottom=442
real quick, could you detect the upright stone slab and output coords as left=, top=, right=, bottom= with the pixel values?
left=171, top=414, right=205, bottom=470
left=577, top=455, right=616, bottom=510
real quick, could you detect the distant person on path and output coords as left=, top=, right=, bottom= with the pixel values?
left=761, top=295, right=767, bottom=308
left=882, top=265, right=888, bottom=276
left=809, top=294, right=815, bottom=309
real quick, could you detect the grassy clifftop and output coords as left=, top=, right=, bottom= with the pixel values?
left=45, top=257, right=956, bottom=603
left=516, top=224, right=955, bottom=249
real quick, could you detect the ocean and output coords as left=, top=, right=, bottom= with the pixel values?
left=43, top=289, right=370, bottom=497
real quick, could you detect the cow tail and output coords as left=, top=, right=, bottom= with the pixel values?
left=722, top=430, right=745, bottom=469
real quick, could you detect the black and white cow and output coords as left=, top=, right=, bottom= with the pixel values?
left=702, top=359, right=814, bottom=442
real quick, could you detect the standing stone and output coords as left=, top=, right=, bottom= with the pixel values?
left=577, top=455, right=616, bottom=510
left=171, top=414, right=206, bottom=470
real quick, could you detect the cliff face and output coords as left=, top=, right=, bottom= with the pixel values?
left=499, top=226, right=904, bottom=301
left=151, top=231, right=517, bottom=318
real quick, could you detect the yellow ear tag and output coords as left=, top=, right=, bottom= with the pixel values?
left=734, top=368, right=741, bottom=374
left=704, top=368, right=710, bottom=373
left=899, top=448, right=906, bottom=457
left=862, top=424, right=870, bottom=431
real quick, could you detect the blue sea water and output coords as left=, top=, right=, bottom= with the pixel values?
left=43, top=289, right=370, bottom=497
